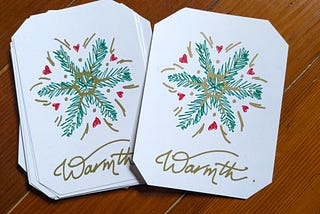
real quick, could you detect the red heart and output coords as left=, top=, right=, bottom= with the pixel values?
left=247, top=68, right=255, bottom=75
left=73, top=44, right=80, bottom=52
left=116, top=91, right=123, bottom=98
left=177, top=92, right=185, bottom=101
left=242, top=105, right=249, bottom=112
left=92, top=117, right=101, bottom=128
left=208, top=121, right=218, bottom=131
left=216, top=45, right=223, bottom=53
left=110, top=53, right=118, bottom=61
left=42, top=65, right=52, bottom=75
left=52, top=103, right=60, bottom=111
left=179, top=54, right=188, bottom=63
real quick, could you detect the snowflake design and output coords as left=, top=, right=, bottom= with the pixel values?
left=168, top=40, right=263, bottom=132
left=37, top=38, right=131, bottom=137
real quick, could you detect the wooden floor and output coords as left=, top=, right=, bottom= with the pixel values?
left=1, top=0, right=320, bottom=213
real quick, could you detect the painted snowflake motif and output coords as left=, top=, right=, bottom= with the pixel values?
left=37, top=38, right=131, bottom=137
left=166, top=37, right=265, bottom=139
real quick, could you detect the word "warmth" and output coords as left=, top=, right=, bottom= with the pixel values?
left=155, top=149, right=248, bottom=185
left=54, top=139, right=132, bottom=181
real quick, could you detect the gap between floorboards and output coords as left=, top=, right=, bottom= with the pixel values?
left=164, top=193, right=186, bottom=214
left=284, top=54, right=320, bottom=93
left=7, top=192, right=29, bottom=214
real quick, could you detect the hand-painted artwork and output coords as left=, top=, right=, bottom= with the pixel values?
left=30, top=34, right=139, bottom=139
left=161, top=32, right=267, bottom=143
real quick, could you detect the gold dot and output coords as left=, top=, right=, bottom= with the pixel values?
left=213, top=113, right=216, bottom=117
left=241, top=74, right=244, bottom=78
left=216, top=60, right=220, bottom=64
left=65, top=97, right=68, bottom=101
left=232, top=99, right=236, bottom=103
left=64, top=74, right=67, bottom=78
left=190, top=92, right=194, bottom=96
left=106, top=89, right=110, bottom=93
left=197, top=70, right=200, bottom=74
left=93, top=108, right=96, bottom=113
left=106, top=62, right=109, bottom=66
left=78, top=58, right=82, bottom=62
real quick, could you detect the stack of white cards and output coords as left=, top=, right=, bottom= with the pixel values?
left=11, top=0, right=151, bottom=199
left=11, top=0, right=288, bottom=200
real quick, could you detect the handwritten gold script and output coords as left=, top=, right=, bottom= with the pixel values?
left=155, top=149, right=248, bottom=185
left=54, top=139, right=132, bottom=181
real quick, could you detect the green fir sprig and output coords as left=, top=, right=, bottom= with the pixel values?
left=168, top=40, right=263, bottom=132
left=38, top=38, right=132, bottom=137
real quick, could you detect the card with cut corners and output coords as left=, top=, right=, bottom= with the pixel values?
left=133, top=8, right=288, bottom=199
left=11, top=0, right=151, bottom=199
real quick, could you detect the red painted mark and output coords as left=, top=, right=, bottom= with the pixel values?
left=179, top=54, right=188, bottom=63
left=73, top=44, right=80, bottom=52
left=42, top=65, right=52, bottom=75
left=242, top=105, right=249, bottom=112
left=92, top=117, right=101, bottom=128
left=208, top=121, right=218, bottom=130
left=110, top=53, right=118, bottom=61
left=52, top=103, right=60, bottom=111
left=247, top=68, right=255, bottom=75
left=116, top=91, right=124, bottom=98
left=177, top=92, right=185, bottom=101
left=216, top=45, right=223, bottom=53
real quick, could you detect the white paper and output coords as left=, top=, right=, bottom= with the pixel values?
left=134, top=8, right=288, bottom=199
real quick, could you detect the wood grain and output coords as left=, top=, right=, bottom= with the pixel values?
left=10, top=187, right=185, bottom=213
left=0, top=66, right=27, bottom=213
left=0, top=0, right=74, bottom=70
left=1, top=0, right=319, bottom=213
left=211, top=0, right=320, bottom=89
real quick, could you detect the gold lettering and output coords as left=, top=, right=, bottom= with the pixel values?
left=84, top=164, right=93, bottom=175
left=155, top=149, right=248, bottom=185
left=111, top=147, right=132, bottom=166
left=53, top=139, right=131, bottom=181
left=101, top=159, right=118, bottom=175
left=216, top=161, right=248, bottom=181
left=184, top=164, right=195, bottom=173
left=155, top=150, right=188, bottom=173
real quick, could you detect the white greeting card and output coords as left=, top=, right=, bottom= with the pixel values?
left=11, top=0, right=151, bottom=199
left=133, top=8, right=288, bottom=199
